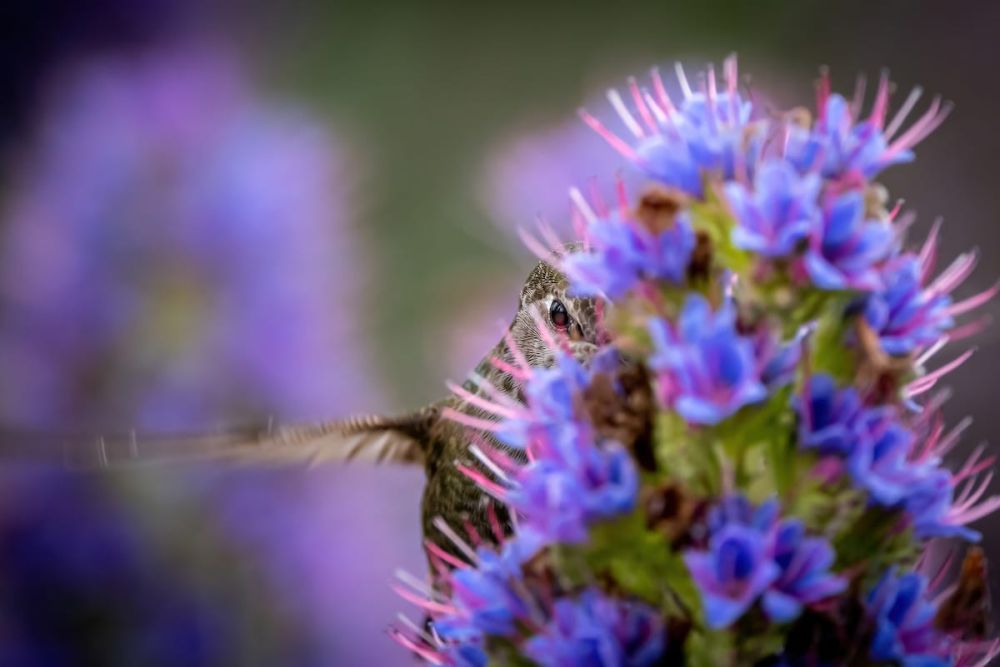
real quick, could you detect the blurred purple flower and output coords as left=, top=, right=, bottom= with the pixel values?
left=0, top=45, right=381, bottom=430
left=0, top=467, right=320, bottom=667
left=865, top=570, right=951, bottom=667
left=523, top=589, right=665, bottom=667
left=761, top=519, right=845, bottom=623
left=480, top=119, right=632, bottom=242
left=800, top=189, right=894, bottom=292
left=649, top=296, right=767, bottom=425
left=724, top=159, right=821, bottom=258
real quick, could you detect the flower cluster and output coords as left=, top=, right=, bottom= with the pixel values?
left=393, top=56, right=997, bottom=665
left=684, top=496, right=845, bottom=629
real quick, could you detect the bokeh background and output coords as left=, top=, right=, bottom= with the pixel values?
left=0, top=1, right=997, bottom=664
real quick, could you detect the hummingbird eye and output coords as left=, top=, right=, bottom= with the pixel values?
left=549, top=299, right=570, bottom=330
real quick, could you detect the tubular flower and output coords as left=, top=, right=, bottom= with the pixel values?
left=762, top=519, right=846, bottom=623
left=800, top=189, right=894, bottom=291
left=725, top=159, right=822, bottom=258
left=507, top=442, right=638, bottom=545
left=580, top=56, right=758, bottom=198
left=795, top=374, right=865, bottom=456
left=866, top=570, right=951, bottom=667
left=649, top=295, right=767, bottom=425
left=561, top=210, right=695, bottom=299
left=786, top=71, right=951, bottom=180
left=523, top=589, right=665, bottom=667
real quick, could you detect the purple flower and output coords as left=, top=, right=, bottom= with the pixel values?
left=689, top=496, right=847, bottom=629
left=481, top=351, right=638, bottom=544
left=903, top=470, right=980, bottom=542
left=649, top=296, right=767, bottom=425
left=0, top=46, right=381, bottom=429
left=435, top=534, right=543, bottom=641
left=761, top=519, right=846, bottom=623
left=846, top=407, right=925, bottom=507
left=863, top=256, right=954, bottom=356
left=786, top=94, right=914, bottom=180
left=795, top=374, right=864, bottom=456
left=684, top=515, right=780, bottom=629
left=562, top=211, right=695, bottom=299
left=707, top=495, right=780, bottom=534
left=498, top=353, right=592, bottom=450
left=523, top=589, right=665, bottom=667
left=865, top=570, right=951, bottom=667
left=725, top=160, right=822, bottom=258
left=581, top=57, right=759, bottom=199
left=634, top=88, right=754, bottom=198
left=800, top=190, right=894, bottom=292
left=508, top=442, right=638, bottom=544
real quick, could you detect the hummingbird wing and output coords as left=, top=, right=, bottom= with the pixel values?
left=0, top=407, right=439, bottom=470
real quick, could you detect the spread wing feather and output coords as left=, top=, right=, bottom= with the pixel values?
left=0, top=408, right=438, bottom=470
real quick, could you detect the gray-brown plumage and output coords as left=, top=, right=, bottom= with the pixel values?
left=0, top=253, right=602, bottom=563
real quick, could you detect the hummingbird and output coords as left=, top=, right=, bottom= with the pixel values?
left=0, top=251, right=604, bottom=560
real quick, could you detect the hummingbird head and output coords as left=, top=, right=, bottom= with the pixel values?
left=508, top=247, right=605, bottom=371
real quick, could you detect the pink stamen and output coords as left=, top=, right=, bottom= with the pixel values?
left=392, top=585, right=458, bottom=616
left=463, top=518, right=483, bottom=547
left=442, top=407, right=503, bottom=433
left=469, top=434, right=523, bottom=473
left=578, top=109, right=640, bottom=162
left=907, top=348, right=976, bottom=396
left=446, top=381, right=519, bottom=420
left=388, top=628, right=445, bottom=665
left=884, top=86, right=923, bottom=140
left=503, top=328, right=531, bottom=374
left=943, top=282, right=999, bottom=318
left=456, top=462, right=508, bottom=499
left=887, top=198, right=905, bottom=221
left=537, top=217, right=566, bottom=257
left=586, top=178, right=607, bottom=220
left=607, top=88, right=645, bottom=139
left=650, top=66, right=677, bottom=117
left=952, top=495, right=1000, bottom=525
left=424, top=539, right=468, bottom=570
left=433, top=517, right=480, bottom=564
left=816, top=67, right=831, bottom=122
left=486, top=502, right=505, bottom=543
left=918, top=218, right=942, bottom=280
left=616, top=175, right=630, bottom=218
left=570, top=208, right=589, bottom=248
left=489, top=355, right=528, bottom=380
left=886, top=96, right=952, bottom=157
left=519, top=226, right=558, bottom=263
left=628, top=76, right=658, bottom=135
left=869, top=69, right=891, bottom=129
left=947, top=316, right=991, bottom=342
left=849, top=73, right=867, bottom=119
left=928, top=250, right=977, bottom=297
